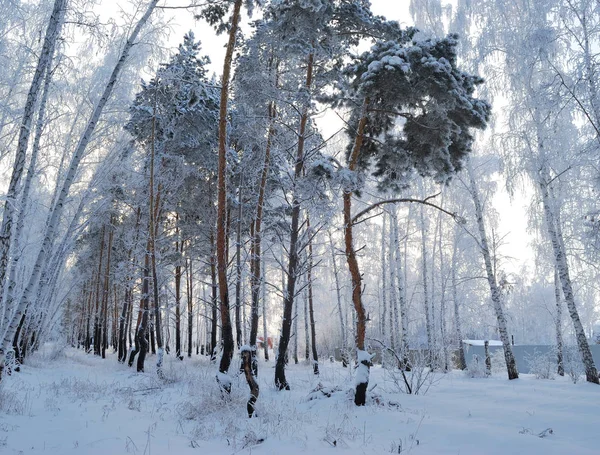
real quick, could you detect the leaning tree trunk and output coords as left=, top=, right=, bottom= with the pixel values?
left=0, top=0, right=65, bottom=313
left=539, top=170, right=598, bottom=384
left=215, top=0, right=243, bottom=394
left=274, top=52, right=314, bottom=391
left=343, top=98, right=371, bottom=406
left=466, top=157, right=518, bottom=380
left=0, top=0, right=160, bottom=380
left=3, top=57, right=55, bottom=335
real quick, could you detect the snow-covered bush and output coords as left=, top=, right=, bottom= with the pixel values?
left=563, top=346, right=585, bottom=384
left=465, top=354, right=487, bottom=378
left=490, top=348, right=507, bottom=375
left=525, top=349, right=555, bottom=380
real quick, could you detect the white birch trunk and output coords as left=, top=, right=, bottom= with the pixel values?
left=0, top=0, right=159, bottom=378
left=328, top=232, right=346, bottom=363
left=451, top=225, right=466, bottom=370
left=466, top=157, right=518, bottom=379
left=0, top=0, right=66, bottom=309
left=538, top=170, right=598, bottom=383
left=388, top=208, right=398, bottom=351
left=420, top=206, right=434, bottom=367
left=380, top=213, right=387, bottom=338
left=1, top=57, right=56, bottom=337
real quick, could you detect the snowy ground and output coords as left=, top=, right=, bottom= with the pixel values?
left=0, top=346, right=598, bottom=454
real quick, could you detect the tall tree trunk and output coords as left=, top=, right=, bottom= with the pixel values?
left=343, top=98, right=370, bottom=406
left=554, top=267, right=564, bottom=376
left=451, top=225, right=466, bottom=370
left=466, top=157, right=518, bottom=380
left=539, top=171, right=598, bottom=383
left=210, top=232, right=218, bottom=362
left=388, top=209, right=398, bottom=351
left=3, top=56, right=56, bottom=335
left=420, top=205, right=434, bottom=368
left=101, top=218, right=114, bottom=359
left=275, top=52, right=314, bottom=391
left=380, top=213, right=387, bottom=340
left=306, top=215, right=319, bottom=375
left=250, top=98, right=275, bottom=372
left=304, top=277, right=310, bottom=362
left=261, top=253, right=269, bottom=361
left=215, top=0, right=243, bottom=394
left=0, top=0, right=160, bottom=379
left=391, top=206, right=410, bottom=370
left=175, top=241, right=182, bottom=360
left=0, top=0, right=65, bottom=313
left=136, top=244, right=151, bottom=372
left=93, top=227, right=106, bottom=356
left=149, top=94, right=164, bottom=378
left=436, top=202, right=449, bottom=372
left=235, top=176, right=244, bottom=348
left=328, top=232, right=347, bottom=366
left=187, top=256, right=193, bottom=358
left=119, top=207, right=141, bottom=362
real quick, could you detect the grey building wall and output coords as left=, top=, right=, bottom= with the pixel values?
left=463, top=343, right=600, bottom=375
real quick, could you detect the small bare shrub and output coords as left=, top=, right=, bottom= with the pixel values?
left=525, top=349, right=555, bottom=380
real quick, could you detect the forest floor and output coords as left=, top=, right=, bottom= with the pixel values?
left=0, top=344, right=598, bottom=454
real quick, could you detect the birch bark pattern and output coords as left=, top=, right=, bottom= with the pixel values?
left=466, top=158, right=518, bottom=380
left=0, top=0, right=160, bottom=379
left=539, top=173, right=598, bottom=383
left=0, top=0, right=65, bottom=315
left=216, top=0, right=243, bottom=393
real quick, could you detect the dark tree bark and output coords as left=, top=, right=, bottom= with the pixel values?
left=119, top=207, right=141, bottom=362
left=306, top=215, right=319, bottom=375
left=275, top=52, right=314, bottom=391
left=343, top=98, right=370, bottom=406
left=175, top=223, right=182, bottom=360
left=101, top=218, right=115, bottom=359
left=93, top=227, right=106, bottom=356
left=186, top=257, right=193, bottom=358
left=215, top=0, right=243, bottom=393
left=135, top=243, right=151, bottom=372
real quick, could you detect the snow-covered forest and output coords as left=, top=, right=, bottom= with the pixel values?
left=1, top=0, right=600, bottom=453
